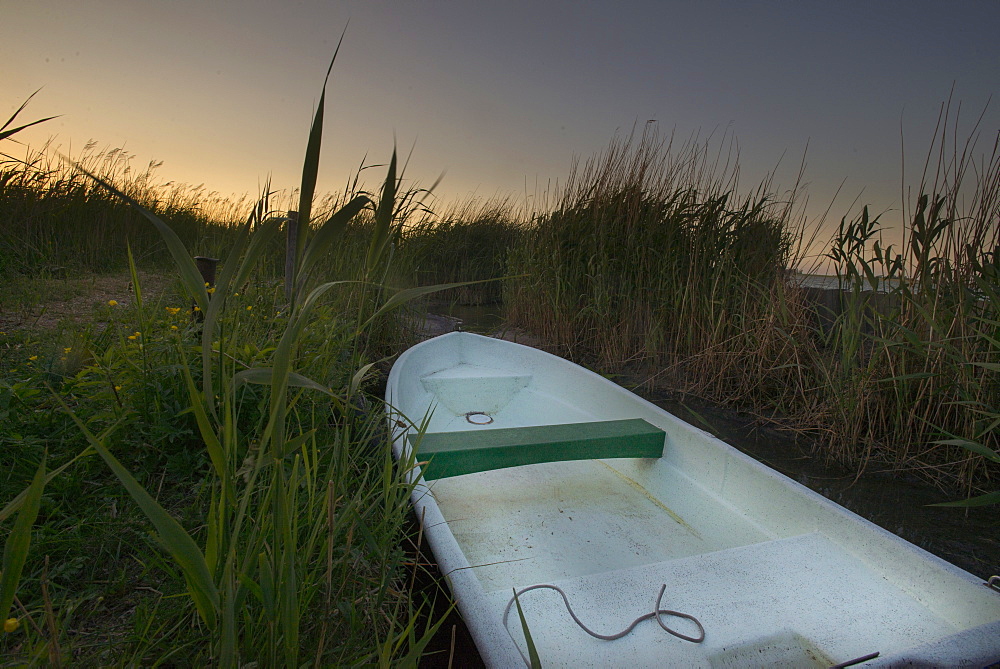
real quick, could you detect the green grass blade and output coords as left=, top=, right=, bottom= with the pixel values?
left=0, top=445, right=95, bottom=523
left=349, top=362, right=377, bottom=397
left=361, top=281, right=487, bottom=329
left=295, top=28, right=348, bottom=271
left=234, top=368, right=334, bottom=396
left=178, top=351, right=228, bottom=480
left=391, top=602, right=456, bottom=668
left=126, top=242, right=143, bottom=310
left=220, top=569, right=237, bottom=668
left=296, top=280, right=357, bottom=318
left=278, top=429, right=316, bottom=460
left=876, top=371, right=939, bottom=384
left=513, top=588, right=542, bottom=668
left=205, top=493, right=220, bottom=575
left=54, top=396, right=220, bottom=629
left=296, top=95, right=324, bottom=265
left=932, top=438, right=1000, bottom=464
left=237, top=572, right=264, bottom=605
left=258, top=552, right=275, bottom=614
left=0, top=456, right=46, bottom=621
left=0, top=88, right=58, bottom=138
left=967, top=361, right=1000, bottom=373
left=930, top=490, right=1000, bottom=507
left=0, top=116, right=59, bottom=142
left=365, top=148, right=397, bottom=277
left=281, top=547, right=299, bottom=667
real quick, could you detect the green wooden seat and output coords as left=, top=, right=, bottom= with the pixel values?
left=409, top=418, right=665, bottom=480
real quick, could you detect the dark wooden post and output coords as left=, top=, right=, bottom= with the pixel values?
left=193, top=256, right=219, bottom=321
left=284, top=210, right=299, bottom=303
left=194, top=256, right=219, bottom=287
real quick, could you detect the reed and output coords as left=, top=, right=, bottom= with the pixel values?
left=500, top=112, right=998, bottom=495
left=504, top=124, right=802, bottom=392
left=0, top=141, right=251, bottom=278
left=818, top=97, right=1000, bottom=493
left=404, top=196, right=523, bottom=305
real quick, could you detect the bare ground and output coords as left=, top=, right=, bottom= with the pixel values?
left=0, top=271, right=176, bottom=333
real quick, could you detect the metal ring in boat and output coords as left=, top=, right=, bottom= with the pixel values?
left=465, top=411, right=493, bottom=425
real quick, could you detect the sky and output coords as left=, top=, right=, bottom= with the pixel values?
left=5, top=0, right=1000, bottom=268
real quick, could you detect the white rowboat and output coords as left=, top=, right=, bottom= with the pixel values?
left=386, top=332, right=1000, bottom=667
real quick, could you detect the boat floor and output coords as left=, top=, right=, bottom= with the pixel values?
left=491, top=532, right=953, bottom=667
left=428, top=458, right=774, bottom=590
left=426, top=459, right=963, bottom=666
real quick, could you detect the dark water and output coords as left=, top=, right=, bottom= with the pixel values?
left=427, top=302, right=506, bottom=335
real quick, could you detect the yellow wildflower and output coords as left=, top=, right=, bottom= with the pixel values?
left=114, top=385, right=121, bottom=392
left=171, top=325, right=179, bottom=330
left=193, top=306, right=201, bottom=312
left=64, top=347, right=72, bottom=354
left=28, top=355, right=38, bottom=362
left=246, top=305, right=253, bottom=311
left=165, top=306, right=181, bottom=315
left=128, top=334, right=137, bottom=340
left=108, top=300, right=118, bottom=306
left=206, top=286, right=215, bottom=294
left=4, top=617, right=18, bottom=633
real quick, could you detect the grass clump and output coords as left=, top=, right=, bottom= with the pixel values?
left=405, top=196, right=523, bottom=306
left=816, top=98, right=1000, bottom=496
left=1, top=277, right=432, bottom=665
left=501, top=112, right=999, bottom=497
left=505, top=124, right=802, bottom=393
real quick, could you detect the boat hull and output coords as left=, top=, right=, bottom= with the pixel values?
left=386, top=332, right=1000, bottom=667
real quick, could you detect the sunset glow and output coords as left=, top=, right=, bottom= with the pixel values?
left=5, top=0, right=999, bottom=264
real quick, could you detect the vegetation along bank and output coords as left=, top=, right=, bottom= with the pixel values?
left=1, top=88, right=997, bottom=664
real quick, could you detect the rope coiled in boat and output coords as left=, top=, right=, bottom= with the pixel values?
left=502, top=583, right=704, bottom=665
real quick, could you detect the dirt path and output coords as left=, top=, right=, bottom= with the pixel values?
left=0, top=271, right=175, bottom=333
